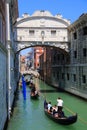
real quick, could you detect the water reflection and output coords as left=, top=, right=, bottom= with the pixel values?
left=40, top=89, right=59, bottom=93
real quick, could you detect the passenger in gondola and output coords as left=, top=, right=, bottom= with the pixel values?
left=47, top=106, right=53, bottom=114
left=48, top=102, right=52, bottom=113
left=29, top=76, right=33, bottom=86
left=29, top=82, right=33, bottom=88
left=30, top=77, right=33, bottom=84
left=52, top=105, right=58, bottom=115
left=35, top=89, right=39, bottom=96
left=31, top=83, right=36, bottom=95
left=26, top=79, right=30, bottom=85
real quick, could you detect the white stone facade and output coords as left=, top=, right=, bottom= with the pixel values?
left=14, top=10, right=70, bottom=52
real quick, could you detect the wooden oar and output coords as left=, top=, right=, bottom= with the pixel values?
left=64, top=106, right=75, bottom=115
left=64, top=105, right=87, bottom=125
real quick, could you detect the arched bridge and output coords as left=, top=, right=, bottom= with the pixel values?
left=13, top=10, right=70, bottom=53
left=22, top=70, right=40, bottom=77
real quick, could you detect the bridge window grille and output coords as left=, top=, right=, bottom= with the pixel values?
left=19, top=36, right=22, bottom=40
left=29, top=30, right=34, bottom=35
left=51, top=30, right=56, bottom=36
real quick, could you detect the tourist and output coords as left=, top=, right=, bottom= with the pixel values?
left=52, top=104, right=58, bottom=115
left=48, top=101, right=52, bottom=112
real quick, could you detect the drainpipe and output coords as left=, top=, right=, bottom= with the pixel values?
left=19, top=53, right=21, bottom=78
left=6, top=1, right=11, bottom=120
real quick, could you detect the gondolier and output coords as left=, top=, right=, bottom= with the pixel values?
left=57, top=97, right=63, bottom=112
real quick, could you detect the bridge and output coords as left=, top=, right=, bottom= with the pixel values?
left=21, top=70, right=40, bottom=77
left=14, top=10, right=70, bottom=53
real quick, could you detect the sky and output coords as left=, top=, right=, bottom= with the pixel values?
left=18, top=0, right=87, bottom=55
left=18, top=0, right=87, bottom=22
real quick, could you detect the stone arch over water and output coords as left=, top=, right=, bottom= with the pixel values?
left=14, top=10, right=70, bottom=53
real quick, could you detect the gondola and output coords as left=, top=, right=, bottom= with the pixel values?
left=30, top=92, right=39, bottom=99
left=44, top=101, right=77, bottom=125
left=26, top=80, right=30, bottom=85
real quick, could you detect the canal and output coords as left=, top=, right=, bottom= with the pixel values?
left=7, top=77, right=87, bottom=130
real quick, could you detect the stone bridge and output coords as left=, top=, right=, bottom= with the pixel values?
left=21, top=70, right=39, bottom=77
left=13, top=10, right=70, bottom=53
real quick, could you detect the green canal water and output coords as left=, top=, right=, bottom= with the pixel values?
left=7, top=78, right=87, bottom=130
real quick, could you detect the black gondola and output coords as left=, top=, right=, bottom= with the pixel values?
left=44, top=101, right=77, bottom=125
left=26, top=79, right=30, bottom=85
left=30, top=92, right=39, bottom=99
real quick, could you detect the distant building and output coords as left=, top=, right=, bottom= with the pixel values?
left=20, top=55, right=26, bottom=73
left=34, top=47, right=44, bottom=69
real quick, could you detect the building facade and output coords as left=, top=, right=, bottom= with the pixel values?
left=0, top=0, right=19, bottom=130
left=65, top=13, right=87, bottom=99
left=40, top=13, right=87, bottom=100
left=0, top=1, right=7, bottom=130
left=39, top=47, right=70, bottom=87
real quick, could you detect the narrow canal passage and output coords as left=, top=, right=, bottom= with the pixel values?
left=7, top=78, right=87, bottom=130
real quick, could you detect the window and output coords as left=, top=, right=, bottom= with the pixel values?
left=57, top=54, right=60, bottom=61
left=82, top=75, right=86, bottom=84
left=19, top=36, right=22, bottom=40
left=57, top=72, right=59, bottom=79
left=73, top=74, right=76, bottom=82
left=67, top=73, right=69, bottom=80
left=83, top=48, right=86, bottom=57
left=62, top=54, right=64, bottom=60
left=53, top=72, right=55, bottom=77
left=29, top=30, right=34, bottom=35
left=62, top=73, right=64, bottom=79
left=83, top=26, right=87, bottom=35
left=73, top=32, right=77, bottom=39
left=74, top=51, right=77, bottom=58
left=51, top=30, right=56, bottom=36
left=53, top=55, right=56, bottom=61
